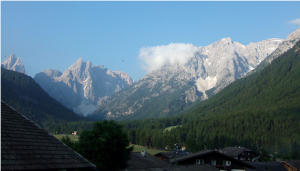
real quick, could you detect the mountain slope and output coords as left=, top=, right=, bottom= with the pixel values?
left=34, top=57, right=134, bottom=116
left=249, top=27, right=300, bottom=74
left=1, top=53, right=27, bottom=74
left=90, top=37, right=283, bottom=120
left=184, top=39, right=300, bottom=120
left=1, top=68, right=92, bottom=127
left=121, top=40, right=300, bottom=155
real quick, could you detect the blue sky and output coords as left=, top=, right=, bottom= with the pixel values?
left=1, top=1, right=300, bottom=81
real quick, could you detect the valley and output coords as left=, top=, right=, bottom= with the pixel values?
left=2, top=27, right=300, bottom=163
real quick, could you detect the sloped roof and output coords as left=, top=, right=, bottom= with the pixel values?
left=244, top=161, right=288, bottom=171
left=288, top=160, right=300, bottom=169
left=154, top=151, right=190, bottom=159
left=126, top=152, right=172, bottom=169
left=122, top=164, right=220, bottom=171
left=221, top=147, right=257, bottom=156
left=169, top=150, right=255, bottom=168
left=1, top=101, right=96, bottom=171
left=121, top=152, right=219, bottom=171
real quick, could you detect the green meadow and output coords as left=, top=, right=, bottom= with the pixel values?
left=53, top=134, right=79, bottom=142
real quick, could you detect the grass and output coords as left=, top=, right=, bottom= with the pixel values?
left=53, top=134, right=79, bottom=142
left=53, top=135, right=166, bottom=156
left=163, top=125, right=182, bottom=132
left=131, top=144, right=168, bottom=155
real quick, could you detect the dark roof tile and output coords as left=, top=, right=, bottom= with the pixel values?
left=127, top=152, right=172, bottom=169
left=244, top=161, right=288, bottom=171
left=288, top=160, right=300, bottom=169
left=1, top=101, right=96, bottom=171
left=222, top=147, right=257, bottom=156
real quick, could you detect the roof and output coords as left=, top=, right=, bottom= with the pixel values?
left=1, top=101, right=96, bottom=171
left=244, top=161, right=288, bottom=171
left=122, top=164, right=220, bottom=171
left=221, top=147, right=257, bottom=156
left=288, top=160, right=300, bottom=169
left=125, top=152, right=173, bottom=169
left=154, top=151, right=191, bottom=159
left=169, top=150, right=255, bottom=168
left=169, top=150, right=213, bottom=164
left=121, top=152, right=219, bottom=171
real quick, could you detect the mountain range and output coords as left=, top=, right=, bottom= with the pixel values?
left=121, top=38, right=300, bottom=155
left=33, top=57, right=134, bottom=116
left=90, top=36, right=289, bottom=120
left=3, top=27, right=300, bottom=122
left=248, top=27, right=300, bottom=75
left=1, top=53, right=27, bottom=75
left=1, top=68, right=91, bottom=127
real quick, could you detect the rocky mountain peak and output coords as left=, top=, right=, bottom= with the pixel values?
left=34, top=57, right=134, bottom=116
left=221, top=37, right=232, bottom=43
left=91, top=36, right=284, bottom=120
left=253, top=27, right=300, bottom=69
left=1, top=53, right=27, bottom=75
left=286, top=27, right=300, bottom=41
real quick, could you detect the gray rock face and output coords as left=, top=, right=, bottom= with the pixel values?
left=34, top=57, right=134, bottom=116
left=263, top=28, right=300, bottom=65
left=1, top=54, right=27, bottom=75
left=247, top=27, right=300, bottom=75
left=93, top=37, right=283, bottom=120
left=182, top=37, right=283, bottom=97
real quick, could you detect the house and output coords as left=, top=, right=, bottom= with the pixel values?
left=244, top=161, right=288, bottom=171
left=169, top=150, right=256, bottom=171
left=72, top=131, right=77, bottom=136
left=155, top=143, right=190, bottom=161
left=221, top=147, right=259, bottom=161
left=281, top=160, right=300, bottom=171
left=154, top=152, right=171, bottom=161
left=120, top=151, right=220, bottom=171
left=121, top=151, right=173, bottom=170
left=154, top=151, right=191, bottom=161
left=154, top=144, right=191, bottom=161
left=1, top=101, right=96, bottom=171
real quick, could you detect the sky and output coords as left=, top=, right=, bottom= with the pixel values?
left=1, top=1, right=300, bottom=82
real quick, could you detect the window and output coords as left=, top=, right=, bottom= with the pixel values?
left=226, top=161, right=231, bottom=166
left=211, top=160, right=216, bottom=166
left=223, top=160, right=231, bottom=166
left=196, top=159, right=204, bottom=164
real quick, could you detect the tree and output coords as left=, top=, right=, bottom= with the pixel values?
left=77, top=120, right=133, bottom=171
left=260, top=147, right=270, bottom=162
left=61, top=135, right=73, bottom=148
left=291, top=141, right=300, bottom=159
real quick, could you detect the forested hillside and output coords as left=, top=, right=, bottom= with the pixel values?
left=1, top=68, right=93, bottom=128
left=27, top=40, right=300, bottom=159
left=120, top=40, right=300, bottom=159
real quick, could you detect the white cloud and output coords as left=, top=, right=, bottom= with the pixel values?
left=138, top=43, right=199, bottom=73
left=288, top=18, right=300, bottom=25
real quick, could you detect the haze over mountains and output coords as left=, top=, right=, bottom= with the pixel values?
left=33, top=57, right=134, bottom=116
left=1, top=68, right=91, bottom=127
